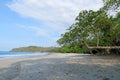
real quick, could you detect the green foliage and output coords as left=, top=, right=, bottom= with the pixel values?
left=11, top=46, right=61, bottom=52
left=60, top=46, right=71, bottom=53
left=59, top=45, right=85, bottom=53
left=103, top=0, right=120, bottom=10
left=57, top=1, right=120, bottom=54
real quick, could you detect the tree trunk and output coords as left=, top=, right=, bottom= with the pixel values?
left=97, top=36, right=99, bottom=47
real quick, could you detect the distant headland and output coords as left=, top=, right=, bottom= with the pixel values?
left=11, top=46, right=60, bottom=52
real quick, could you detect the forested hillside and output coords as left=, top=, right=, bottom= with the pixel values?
left=11, top=46, right=60, bottom=52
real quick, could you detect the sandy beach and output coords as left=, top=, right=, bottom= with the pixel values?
left=0, top=53, right=120, bottom=80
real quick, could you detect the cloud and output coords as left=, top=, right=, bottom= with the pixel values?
left=17, top=24, right=49, bottom=37
left=17, top=24, right=60, bottom=42
left=7, top=0, right=103, bottom=33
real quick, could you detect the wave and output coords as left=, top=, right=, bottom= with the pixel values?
left=0, top=52, right=48, bottom=60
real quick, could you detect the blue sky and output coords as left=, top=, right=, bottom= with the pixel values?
left=0, top=0, right=103, bottom=51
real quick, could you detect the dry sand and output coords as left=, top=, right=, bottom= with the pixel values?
left=0, top=53, right=120, bottom=80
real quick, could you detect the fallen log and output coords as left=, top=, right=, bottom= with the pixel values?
left=88, top=46, right=120, bottom=49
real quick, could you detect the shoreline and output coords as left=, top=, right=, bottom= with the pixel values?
left=0, top=53, right=120, bottom=80
left=0, top=51, right=50, bottom=61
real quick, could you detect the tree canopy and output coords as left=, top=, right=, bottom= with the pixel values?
left=103, top=0, right=120, bottom=10
left=57, top=0, right=120, bottom=54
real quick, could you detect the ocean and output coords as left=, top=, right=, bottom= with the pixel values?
left=0, top=51, right=48, bottom=60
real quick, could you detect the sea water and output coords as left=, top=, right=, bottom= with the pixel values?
left=0, top=51, right=48, bottom=60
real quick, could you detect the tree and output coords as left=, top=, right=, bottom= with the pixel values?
left=103, top=0, right=120, bottom=10
left=57, top=1, right=120, bottom=54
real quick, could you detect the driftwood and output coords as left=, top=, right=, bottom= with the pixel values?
left=83, top=41, right=120, bottom=54
left=83, top=41, right=120, bottom=49
left=88, top=46, right=120, bottom=49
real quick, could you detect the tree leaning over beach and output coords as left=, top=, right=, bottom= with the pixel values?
left=57, top=0, right=120, bottom=54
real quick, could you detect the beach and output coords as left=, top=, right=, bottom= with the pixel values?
left=0, top=53, right=120, bottom=80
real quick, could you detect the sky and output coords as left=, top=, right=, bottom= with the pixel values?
left=0, top=0, right=103, bottom=51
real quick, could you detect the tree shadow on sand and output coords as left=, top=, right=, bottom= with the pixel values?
left=0, top=55, right=120, bottom=80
